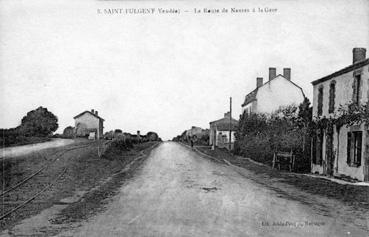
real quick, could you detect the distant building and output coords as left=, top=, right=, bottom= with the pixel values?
left=209, top=112, right=238, bottom=150
left=242, top=67, right=305, bottom=114
left=311, top=48, right=369, bottom=181
left=74, top=109, right=104, bottom=139
left=186, top=126, right=208, bottom=139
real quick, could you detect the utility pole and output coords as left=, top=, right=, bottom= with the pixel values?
left=229, top=97, right=232, bottom=150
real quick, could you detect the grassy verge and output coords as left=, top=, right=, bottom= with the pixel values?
left=51, top=141, right=158, bottom=224
left=1, top=136, right=52, bottom=148
left=0, top=140, right=159, bottom=232
left=196, top=146, right=369, bottom=214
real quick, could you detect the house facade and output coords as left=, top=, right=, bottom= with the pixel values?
left=74, top=109, right=104, bottom=139
left=186, top=126, right=208, bottom=139
left=311, top=48, right=369, bottom=181
left=242, top=67, right=305, bottom=114
left=209, top=112, right=238, bottom=150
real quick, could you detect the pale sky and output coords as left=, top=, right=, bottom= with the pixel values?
left=1, top=0, right=368, bottom=140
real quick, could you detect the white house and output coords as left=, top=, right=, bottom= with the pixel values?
left=311, top=48, right=369, bottom=181
left=242, top=67, right=305, bottom=114
left=74, top=109, right=104, bottom=139
left=186, top=126, right=208, bottom=140
left=209, top=112, right=238, bottom=150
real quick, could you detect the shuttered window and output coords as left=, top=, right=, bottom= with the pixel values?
left=352, top=75, right=361, bottom=105
left=347, top=132, right=351, bottom=164
left=328, top=81, right=336, bottom=113
left=347, top=131, right=362, bottom=166
left=317, top=86, right=323, bottom=116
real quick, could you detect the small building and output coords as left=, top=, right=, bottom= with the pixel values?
left=73, top=109, right=104, bottom=139
left=209, top=112, right=238, bottom=150
left=186, top=126, right=208, bottom=140
left=311, top=48, right=369, bottom=181
left=242, top=67, right=305, bottom=114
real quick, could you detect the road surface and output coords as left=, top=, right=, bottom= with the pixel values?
left=0, top=138, right=75, bottom=159
left=60, top=142, right=367, bottom=237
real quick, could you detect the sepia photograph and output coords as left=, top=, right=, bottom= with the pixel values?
left=1, top=0, right=369, bottom=236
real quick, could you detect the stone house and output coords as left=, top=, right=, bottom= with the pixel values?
left=73, top=109, right=104, bottom=139
left=209, top=112, right=238, bottom=150
left=311, top=48, right=369, bottom=181
left=242, top=67, right=305, bottom=114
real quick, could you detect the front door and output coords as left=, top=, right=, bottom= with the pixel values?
left=326, top=131, right=334, bottom=176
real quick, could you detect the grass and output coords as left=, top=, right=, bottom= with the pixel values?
left=196, top=146, right=369, bottom=215
left=0, top=140, right=159, bottom=232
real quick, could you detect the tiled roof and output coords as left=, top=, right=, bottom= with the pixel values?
left=311, top=58, right=369, bottom=86
left=210, top=117, right=238, bottom=131
left=73, top=111, right=105, bottom=121
left=242, top=75, right=305, bottom=107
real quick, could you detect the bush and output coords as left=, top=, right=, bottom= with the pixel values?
left=235, top=101, right=312, bottom=173
left=20, top=106, right=58, bottom=137
left=63, top=126, right=75, bottom=138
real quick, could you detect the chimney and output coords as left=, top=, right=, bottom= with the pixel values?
left=95, top=111, right=98, bottom=116
left=91, top=109, right=94, bottom=114
left=137, top=130, right=140, bottom=136
left=353, top=48, right=366, bottom=64
left=224, top=112, right=230, bottom=118
left=256, top=77, right=263, bottom=88
left=283, top=68, right=291, bottom=80
left=269, top=67, right=276, bottom=81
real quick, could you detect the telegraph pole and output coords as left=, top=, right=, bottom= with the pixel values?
left=229, top=97, right=232, bottom=150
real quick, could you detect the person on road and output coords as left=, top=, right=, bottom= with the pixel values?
left=190, top=138, right=194, bottom=149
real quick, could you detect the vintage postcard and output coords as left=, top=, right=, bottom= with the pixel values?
left=1, top=0, right=369, bottom=236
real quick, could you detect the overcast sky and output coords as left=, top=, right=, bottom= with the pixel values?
left=1, top=0, right=368, bottom=140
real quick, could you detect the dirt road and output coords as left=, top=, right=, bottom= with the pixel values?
left=0, top=139, right=75, bottom=159
left=58, top=142, right=366, bottom=237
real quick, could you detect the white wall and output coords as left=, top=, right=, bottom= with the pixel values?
left=312, top=64, right=369, bottom=118
left=256, top=76, right=305, bottom=114
left=311, top=64, right=369, bottom=181
left=216, top=130, right=236, bottom=145
left=75, top=113, right=100, bottom=137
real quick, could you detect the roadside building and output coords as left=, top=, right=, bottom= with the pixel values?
left=186, top=126, right=208, bottom=139
left=74, top=109, right=104, bottom=139
left=242, top=67, right=305, bottom=114
left=209, top=112, right=238, bottom=150
left=311, top=48, right=369, bottom=181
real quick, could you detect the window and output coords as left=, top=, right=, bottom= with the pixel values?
left=328, top=81, right=336, bottom=113
left=352, top=75, right=361, bottom=105
left=347, top=131, right=362, bottom=166
left=317, top=86, right=323, bottom=116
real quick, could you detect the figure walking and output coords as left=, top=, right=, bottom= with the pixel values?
left=190, top=138, right=194, bottom=150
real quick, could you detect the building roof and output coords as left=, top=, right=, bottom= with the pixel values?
left=242, top=74, right=305, bottom=107
left=214, top=123, right=238, bottom=131
left=311, top=58, right=369, bottom=86
left=210, top=115, right=238, bottom=131
left=73, top=111, right=105, bottom=121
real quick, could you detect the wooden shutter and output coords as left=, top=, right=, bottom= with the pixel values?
left=347, top=132, right=352, bottom=165
left=356, top=131, right=362, bottom=166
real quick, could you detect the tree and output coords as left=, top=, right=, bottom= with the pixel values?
left=146, top=131, right=159, bottom=141
left=20, top=106, right=58, bottom=137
